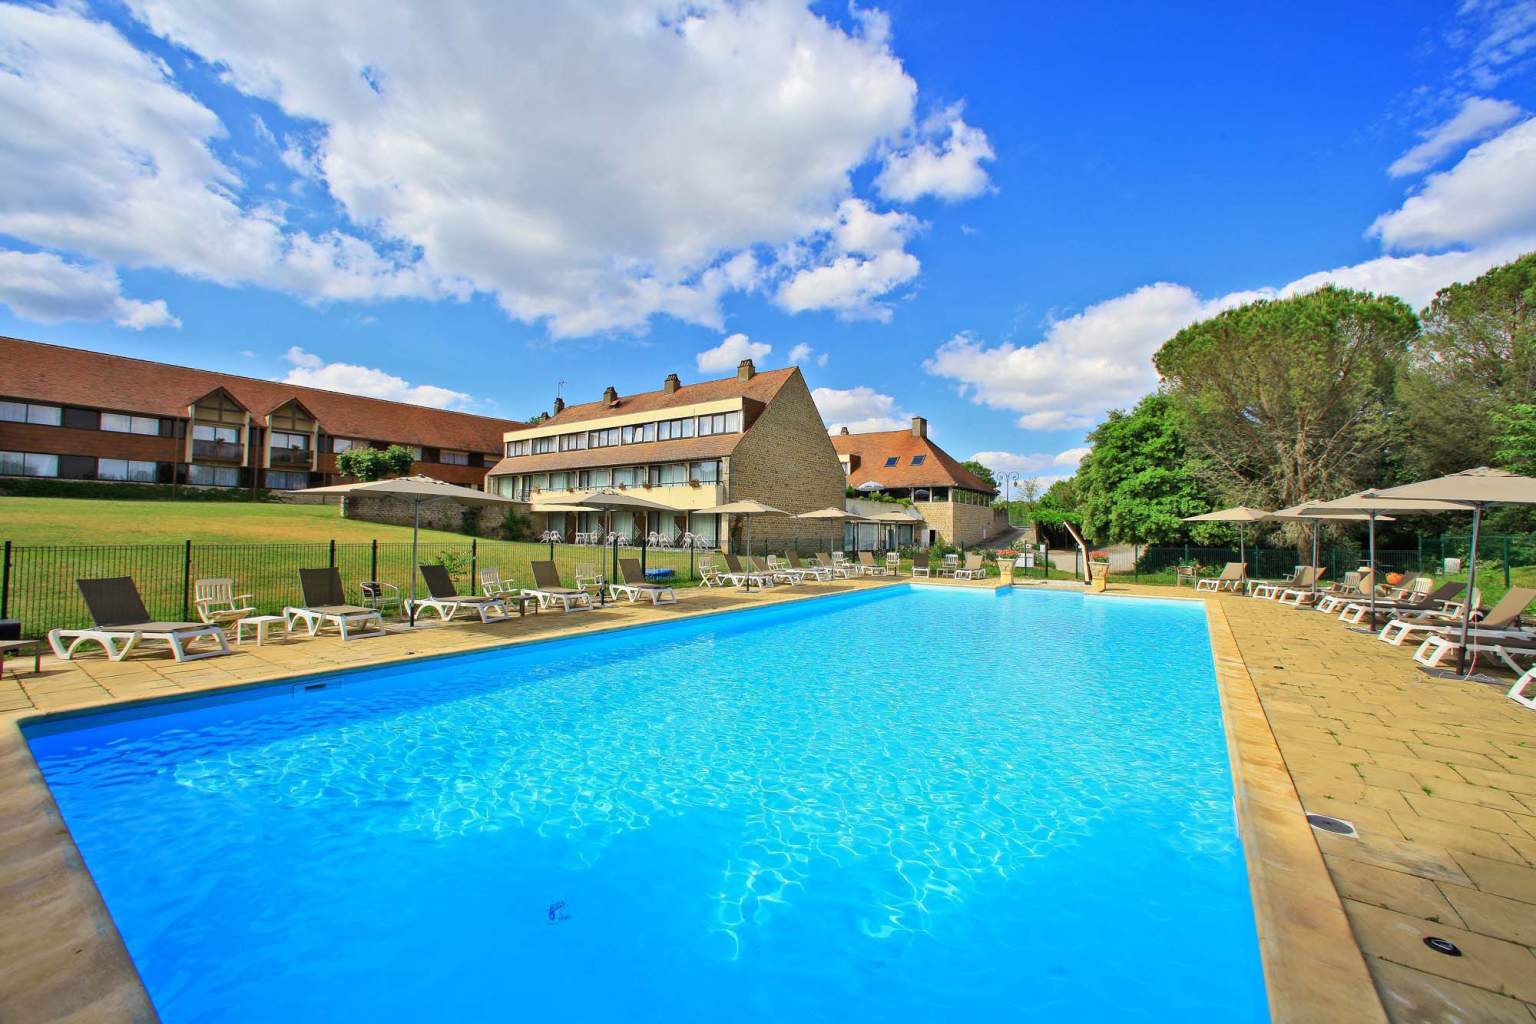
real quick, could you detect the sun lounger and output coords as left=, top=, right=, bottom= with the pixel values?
left=48, top=576, right=231, bottom=663
left=856, top=551, right=890, bottom=577
left=1316, top=571, right=1377, bottom=614
left=523, top=561, right=594, bottom=612
left=722, top=554, right=775, bottom=589
left=1338, top=581, right=1462, bottom=626
left=1274, top=568, right=1328, bottom=606
left=408, top=564, right=519, bottom=623
left=753, top=556, right=801, bottom=584
left=821, top=553, right=857, bottom=579
left=787, top=551, right=834, bottom=581
left=1382, top=585, right=1533, bottom=649
left=609, top=558, right=678, bottom=605
left=1402, top=587, right=1536, bottom=666
left=1509, top=664, right=1536, bottom=709
left=284, top=568, right=386, bottom=639
left=1378, top=587, right=1490, bottom=645
left=766, top=555, right=810, bottom=583
left=954, top=552, right=988, bottom=580
left=1196, top=563, right=1246, bottom=592
left=1251, top=566, right=1314, bottom=600
left=1245, top=566, right=1302, bottom=597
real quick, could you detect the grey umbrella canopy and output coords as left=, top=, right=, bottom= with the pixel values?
left=293, top=475, right=522, bottom=626
left=1373, top=468, right=1536, bottom=673
left=564, top=489, right=682, bottom=578
left=1269, top=504, right=1394, bottom=598
left=1297, top=492, right=1473, bottom=633
left=1182, top=506, right=1271, bottom=572
left=697, top=500, right=791, bottom=561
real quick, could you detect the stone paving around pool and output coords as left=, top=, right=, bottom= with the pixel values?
left=1, top=575, right=1532, bottom=1023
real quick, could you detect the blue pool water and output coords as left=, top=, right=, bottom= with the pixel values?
left=28, top=586, right=1268, bottom=1022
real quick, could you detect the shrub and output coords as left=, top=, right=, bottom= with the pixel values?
left=336, top=444, right=415, bottom=482
left=0, top=479, right=273, bottom=501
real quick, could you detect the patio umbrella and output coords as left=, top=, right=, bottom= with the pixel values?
left=797, top=506, right=873, bottom=552
left=1267, top=504, right=1394, bottom=599
left=1296, top=492, right=1473, bottom=634
left=1182, top=507, right=1271, bottom=575
left=697, top=500, right=792, bottom=582
left=292, top=475, right=523, bottom=626
left=1372, top=467, right=1536, bottom=673
left=566, top=489, right=679, bottom=580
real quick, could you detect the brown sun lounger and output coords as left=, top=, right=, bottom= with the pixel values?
left=284, top=568, right=386, bottom=639
left=47, top=576, right=231, bottom=663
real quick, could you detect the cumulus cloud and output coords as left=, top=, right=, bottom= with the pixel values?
left=1389, top=96, right=1524, bottom=176
left=812, top=385, right=911, bottom=433
left=970, top=448, right=1088, bottom=476
left=776, top=198, right=921, bottom=320
left=1453, top=0, right=1536, bottom=89
left=1371, top=116, right=1536, bottom=249
left=696, top=333, right=772, bottom=373
left=788, top=342, right=829, bottom=367
left=281, top=347, right=472, bottom=408
left=0, top=249, right=179, bottom=329
left=876, top=105, right=995, bottom=202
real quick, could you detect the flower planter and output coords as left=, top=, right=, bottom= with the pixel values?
left=1089, top=560, right=1111, bottom=593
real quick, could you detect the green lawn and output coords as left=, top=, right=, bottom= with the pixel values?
left=0, top=497, right=472, bottom=546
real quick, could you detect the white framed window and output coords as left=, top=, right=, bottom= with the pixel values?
left=100, top=412, right=159, bottom=435
left=697, top=412, right=740, bottom=436
left=546, top=471, right=571, bottom=491
left=0, top=451, right=58, bottom=477
left=588, top=427, right=621, bottom=448
left=188, top=464, right=240, bottom=487
left=579, top=468, right=612, bottom=488
left=621, top=422, right=655, bottom=444
left=689, top=460, right=721, bottom=483
left=648, top=463, right=687, bottom=486
left=612, top=466, right=643, bottom=486
left=506, top=439, right=531, bottom=457
left=531, top=436, right=556, bottom=454
left=0, top=401, right=63, bottom=426
left=440, top=449, right=469, bottom=466
left=97, top=458, right=158, bottom=482
left=657, top=417, right=694, bottom=440
left=558, top=432, right=586, bottom=452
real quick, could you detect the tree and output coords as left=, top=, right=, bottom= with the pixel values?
left=1073, top=393, right=1216, bottom=543
left=335, top=444, right=415, bottom=481
left=1397, top=251, right=1536, bottom=478
left=1153, top=286, right=1418, bottom=511
left=960, top=459, right=998, bottom=491
left=1493, top=404, right=1536, bottom=475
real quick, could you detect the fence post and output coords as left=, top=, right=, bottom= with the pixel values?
left=611, top=536, right=619, bottom=582
left=1505, top=536, right=1512, bottom=589
left=549, top=538, right=555, bottom=562
left=181, top=539, right=192, bottom=621
left=640, top=535, right=648, bottom=575
left=370, top=538, right=378, bottom=584
left=328, top=539, right=336, bottom=568
left=470, top=538, right=478, bottom=595
left=1, top=540, right=10, bottom=619
left=689, top=543, right=696, bottom=582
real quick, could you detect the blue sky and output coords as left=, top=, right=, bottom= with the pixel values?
left=2, top=1, right=1534, bottom=488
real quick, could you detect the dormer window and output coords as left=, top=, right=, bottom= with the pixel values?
left=910, top=455, right=925, bottom=466
left=884, top=456, right=899, bottom=467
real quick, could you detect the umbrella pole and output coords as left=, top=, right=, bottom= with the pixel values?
left=1311, top=523, right=1319, bottom=598
left=409, top=498, right=420, bottom=627
left=1458, top=504, right=1482, bottom=676
left=1367, top=513, right=1377, bottom=631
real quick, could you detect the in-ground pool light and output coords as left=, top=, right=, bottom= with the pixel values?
left=1305, top=813, right=1357, bottom=837
left=1423, top=937, right=1462, bottom=957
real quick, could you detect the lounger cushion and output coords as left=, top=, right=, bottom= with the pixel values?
left=307, top=604, right=377, bottom=616
left=115, top=621, right=215, bottom=632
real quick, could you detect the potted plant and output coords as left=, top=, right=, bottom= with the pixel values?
left=1088, top=549, right=1112, bottom=593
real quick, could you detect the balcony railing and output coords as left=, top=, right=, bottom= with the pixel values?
left=269, top=447, right=314, bottom=468
left=192, top=439, right=244, bottom=463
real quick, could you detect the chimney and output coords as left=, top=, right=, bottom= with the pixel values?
left=603, top=385, right=619, bottom=407
left=911, top=416, right=927, bottom=438
left=737, top=358, right=756, bottom=381
left=663, top=373, right=680, bottom=394
left=553, top=395, right=565, bottom=414
left=839, top=426, right=850, bottom=435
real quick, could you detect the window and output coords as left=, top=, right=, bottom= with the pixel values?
left=649, top=463, right=687, bottom=486
left=588, top=427, right=621, bottom=448
left=332, top=437, right=363, bottom=453
left=657, top=417, right=694, bottom=440
left=697, top=412, right=740, bottom=436
left=612, top=466, right=643, bottom=487
left=101, top=412, right=160, bottom=435
left=265, top=470, right=308, bottom=490
left=546, top=472, right=571, bottom=491
left=96, top=458, right=160, bottom=482
left=579, top=468, right=612, bottom=489
left=689, top=459, right=721, bottom=484
left=271, top=430, right=310, bottom=450
left=910, top=455, right=926, bottom=466
left=884, top=456, right=899, bottom=467
left=558, top=432, right=587, bottom=452
left=0, top=451, right=58, bottom=477
left=440, top=450, right=469, bottom=466
left=622, top=422, right=655, bottom=444
left=531, top=436, right=557, bottom=455
left=188, top=464, right=240, bottom=487
left=193, top=423, right=241, bottom=444
left=506, top=439, right=531, bottom=457
left=0, top=400, right=63, bottom=426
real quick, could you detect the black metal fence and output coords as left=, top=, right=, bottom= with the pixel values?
left=0, top=535, right=948, bottom=638
left=1111, top=535, right=1529, bottom=586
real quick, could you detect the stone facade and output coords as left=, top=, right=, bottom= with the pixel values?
left=338, top=493, right=534, bottom=539
left=914, top=497, right=998, bottom=548
left=725, top=371, right=846, bottom=551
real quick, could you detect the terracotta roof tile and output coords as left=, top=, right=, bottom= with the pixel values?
left=830, top=428, right=995, bottom=493
left=0, top=336, right=520, bottom=453
left=531, top=366, right=797, bottom=429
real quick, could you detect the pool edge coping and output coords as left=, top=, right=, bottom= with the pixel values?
left=0, top=578, right=1384, bottom=1023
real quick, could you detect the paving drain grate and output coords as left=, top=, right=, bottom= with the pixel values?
left=1306, top=813, right=1357, bottom=837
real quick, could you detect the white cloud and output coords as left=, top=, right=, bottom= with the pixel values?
left=1454, top=0, right=1536, bottom=89
left=1278, top=240, right=1532, bottom=310
left=788, top=342, right=830, bottom=367
left=0, top=4, right=453, bottom=307
left=281, top=347, right=471, bottom=408
left=696, top=332, right=772, bottom=373
left=0, top=249, right=179, bottom=329
left=72, top=0, right=989, bottom=336
left=776, top=199, right=921, bottom=320
left=1371, top=116, right=1536, bottom=249
left=812, top=385, right=911, bottom=433
left=876, top=105, right=995, bottom=202
left=240, top=349, right=256, bottom=357
left=969, top=448, right=1088, bottom=476
left=1389, top=96, right=1524, bottom=176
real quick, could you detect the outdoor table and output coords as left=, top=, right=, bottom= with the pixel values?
left=236, top=615, right=290, bottom=646
left=0, top=639, right=42, bottom=675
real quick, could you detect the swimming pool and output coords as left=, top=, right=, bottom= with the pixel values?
left=27, top=585, right=1268, bottom=1022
